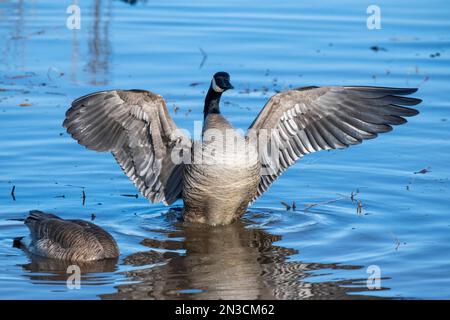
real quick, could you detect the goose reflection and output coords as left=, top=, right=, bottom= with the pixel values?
left=16, top=212, right=387, bottom=298
left=101, top=217, right=383, bottom=300
left=18, top=253, right=118, bottom=285
left=20, top=255, right=118, bottom=274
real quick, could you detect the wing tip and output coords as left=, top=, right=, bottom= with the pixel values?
left=345, top=86, right=420, bottom=96
left=406, top=107, right=420, bottom=116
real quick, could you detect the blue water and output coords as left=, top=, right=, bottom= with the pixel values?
left=0, top=0, right=449, bottom=299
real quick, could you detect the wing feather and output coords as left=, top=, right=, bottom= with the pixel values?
left=63, top=89, right=190, bottom=205
left=248, top=86, right=421, bottom=201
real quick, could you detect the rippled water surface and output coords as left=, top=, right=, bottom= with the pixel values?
left=0, top=0, right=449, bottom=299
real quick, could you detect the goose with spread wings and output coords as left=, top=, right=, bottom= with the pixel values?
left=63, top=72, right=421, bottom=226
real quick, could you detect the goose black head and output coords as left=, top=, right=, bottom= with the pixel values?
left=211, top=71, right=234, bottom=92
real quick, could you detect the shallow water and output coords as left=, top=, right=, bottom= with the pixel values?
left=0, top=0, right=449, bottom=299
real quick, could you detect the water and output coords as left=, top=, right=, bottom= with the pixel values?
left=0, top=0, right=449, bottom=299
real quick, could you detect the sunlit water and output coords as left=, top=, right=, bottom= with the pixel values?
left=0, top=0, right=449, bottom=299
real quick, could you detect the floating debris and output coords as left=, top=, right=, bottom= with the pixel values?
left=292, top=201, right=297, bottom=211
left=65, top=184, right=85, bottom=189
left=430, top=52, right=441, bottom=58
left=45, top=91, right=66, bottom=96
left=304, top=196, right=344, bottom=211
left=189, top=82, right=203, bottom=87
left=357, top=201, right=363, bottom=215
left=91, top=213, right=96, bottom=221
left=47, top=67, right=65, bottom=81
left=280, top=201, right=291, bottom=211
left=370, top=45, right=387, bottom=52
left=121, top=194, right=139, bottom=198
left=11, top=186, right=16, bottom=201
left=223, top=100, right=249, bottom=110
left=417, top=76, right=430, bottom=87
left=32, top=30, right=45, bottom=35
left=350, top=189, right=359, bottom=202
left=6, top=72, right=36, bottom=79
left=54, top=195, right=65, bottom=198
left=173, top=105, right=180, bottom=114
left=19, top=100, right=32, bottom=107
left=82, top=189, right=86, bottom=206
left=198, top=47, right=207, bottom=69
left=414, top=167, right=431, bottom=174
left=394, top=237, right=401, bottom=251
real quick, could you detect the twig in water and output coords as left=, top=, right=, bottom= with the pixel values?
left=391, top=233, right=401, bottom=251
left=121, top=194, right=139, bottom=198
left=351, top=189, right=359, bottom=202
left=304, top=196, right=344, bottom=211
left=292, top=201, right=297, bottom=211
left=65, top=184, right=85, bottom=189
left=357, top=201, right=363, bottom=215
left=417, top=76, right=430, bottom=87
left=395, top=238, right=401, bottom=251
left=11, top=186, right=16, bottom=201
left=199, top=47, right=208, bottom=69
left=414, top=167, right=431, bottom=174
left=280, top=201, right=291, bottom=211
left=82, top=189, right=86, bottom=206
left=336, top=189, right=360, bottom=202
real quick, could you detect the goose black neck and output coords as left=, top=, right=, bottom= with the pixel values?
left=203, top=85, right=222, bottom=119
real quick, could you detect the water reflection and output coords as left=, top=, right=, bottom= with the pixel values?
left=1, top=0, right=27, bottom=71
left=87, top=0, right=112, bottom=86
left=18, top=253, right=118, bottom=284
left=70, top=0, right=80, bottom=84
left=101, top=219, right=382, bottom=300
left=12, top=211, right=388, bottom=298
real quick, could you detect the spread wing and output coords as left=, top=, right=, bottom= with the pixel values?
left=248, top=86, right=422, bottom=201
left=63, top=89, right=191, bottom=205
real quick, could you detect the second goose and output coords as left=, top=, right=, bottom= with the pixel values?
left=21, top=210, right=119, bottom=261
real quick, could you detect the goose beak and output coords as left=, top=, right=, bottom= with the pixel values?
left=223, top=79, right=234, bottom=90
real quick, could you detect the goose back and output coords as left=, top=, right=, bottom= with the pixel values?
left=24, top=210, right=119, bottom=261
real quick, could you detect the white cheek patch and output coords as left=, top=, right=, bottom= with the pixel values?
left=211, top=77, right=225, bottom=93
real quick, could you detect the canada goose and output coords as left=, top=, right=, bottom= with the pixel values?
left=63, top=72, right=421, bottom=226
left=21, top=210, right=119, bottom=261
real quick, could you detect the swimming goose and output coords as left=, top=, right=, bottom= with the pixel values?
left=63, top=72, right=421, bottom=226
left=22, top=210, right=119, bottom=261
